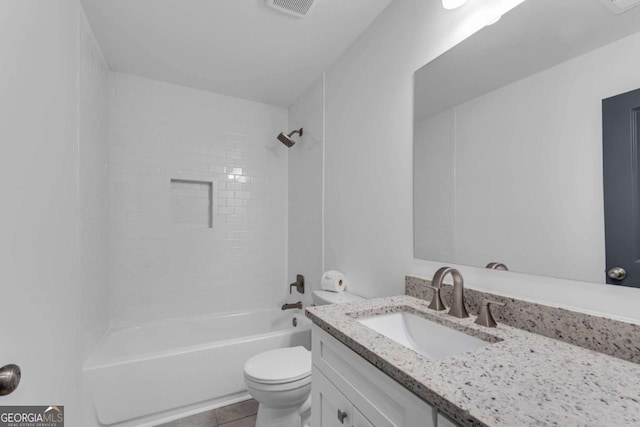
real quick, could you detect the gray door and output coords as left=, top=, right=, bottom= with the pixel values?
left=603, top=88, right=640, bottom=287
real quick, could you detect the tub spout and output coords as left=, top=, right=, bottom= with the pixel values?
left=281, top=302, right=303, bottom=310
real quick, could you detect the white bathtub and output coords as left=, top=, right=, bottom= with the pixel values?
left=84, top=309, right=311, bottom=426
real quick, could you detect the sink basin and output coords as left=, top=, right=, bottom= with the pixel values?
left=357, top=311, right=491, bottom=360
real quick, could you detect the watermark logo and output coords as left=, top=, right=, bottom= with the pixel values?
left=0, top=405, right=64, bottom=427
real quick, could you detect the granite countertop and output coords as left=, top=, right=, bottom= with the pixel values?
left=305, top=295, right=640, bottom=427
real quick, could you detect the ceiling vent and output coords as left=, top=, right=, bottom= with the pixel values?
left=266, top=0, right=318, bottom=18
left=599, top=0, right=640, bottom=15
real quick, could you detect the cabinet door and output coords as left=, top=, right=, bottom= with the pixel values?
left=313, top=326, right=436, bottom=427
left=353, top=408, right=375, bottom=427
left=313, top=367, right=354, bottom=427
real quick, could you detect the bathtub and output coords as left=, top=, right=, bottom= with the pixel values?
left=84, top=308, right=311, bottom=426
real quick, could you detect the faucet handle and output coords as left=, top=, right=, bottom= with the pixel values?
left=486, top=262, right=509, bottom=271
left=425, top=285, right=447, bottom=311
left=474, top=299, right=505, bottom=328
left=289, top=274, right=305, bottom=294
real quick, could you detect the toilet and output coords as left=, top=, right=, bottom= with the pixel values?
left=311, top=289, right=364, bottom=306
left=243, top=289, right=364, bottom=427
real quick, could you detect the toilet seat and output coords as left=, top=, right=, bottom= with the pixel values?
left=244, top=374, right=311, bottom=393
left=244, top=346, right=311, bottom=386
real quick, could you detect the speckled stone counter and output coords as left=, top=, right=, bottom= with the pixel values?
left=306, top=295, right=640, bottom=427
left=406, top=275, right=640, bottom=364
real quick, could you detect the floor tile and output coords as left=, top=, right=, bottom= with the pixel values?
left=219, top=415, right=257, bottom=427
left=156, top=409, right=217, bottom=427
left=214, top=400, right=258, bottom=425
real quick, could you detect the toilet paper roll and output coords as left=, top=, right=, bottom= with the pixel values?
left=321, top=270, right=347, bottom=293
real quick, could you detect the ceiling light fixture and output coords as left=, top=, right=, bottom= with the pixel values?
left=442, top=0, right=467, bottom=10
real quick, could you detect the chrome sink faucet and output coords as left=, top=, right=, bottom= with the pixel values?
left=431, top=267, right=469, bottom=318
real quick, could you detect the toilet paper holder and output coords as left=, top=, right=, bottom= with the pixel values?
left=289, top=274, right=305, bottom=294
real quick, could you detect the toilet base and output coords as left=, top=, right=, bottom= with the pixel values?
left=255, top=395, right=311, bottom=427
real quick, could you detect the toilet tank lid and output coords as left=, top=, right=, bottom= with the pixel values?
left=244, top=346, right=311, bottom=384
left=312, top=290, right=364, bottom=305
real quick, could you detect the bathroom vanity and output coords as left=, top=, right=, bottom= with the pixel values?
left=312, top=323, right=463, bottom=427
left=312, top=325, right=436, bottom=427
left=306, top=292, right=640, bottom=427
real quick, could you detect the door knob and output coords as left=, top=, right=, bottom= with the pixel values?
left=0, top=364, right=21, bottom=396
left=608, top=267, right=627, bottom=280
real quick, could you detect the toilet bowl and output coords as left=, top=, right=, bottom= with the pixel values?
left=244, top=291, right=364, bottom=427
left=244, top=346, right=312, bottom=427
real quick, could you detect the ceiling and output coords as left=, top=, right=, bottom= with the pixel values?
left=415, top=0, right=640, bottom=120
left=80, top=0, right=393, bottom=107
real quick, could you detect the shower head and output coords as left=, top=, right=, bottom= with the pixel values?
left=277, top=128, right=303, bottom=148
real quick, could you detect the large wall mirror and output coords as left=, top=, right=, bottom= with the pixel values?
left=413, top=0, right=640, bottom=285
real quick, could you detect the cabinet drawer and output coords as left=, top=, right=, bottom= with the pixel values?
left=312, top=325, right=436, bottom=427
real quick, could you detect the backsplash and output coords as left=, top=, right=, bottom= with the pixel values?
left=406, top=275, right=640, bottom=364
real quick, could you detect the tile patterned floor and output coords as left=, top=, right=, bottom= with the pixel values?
left=156, top=399, right=258, bottom=427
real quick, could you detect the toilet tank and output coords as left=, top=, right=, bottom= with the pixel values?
left=312, top=290, right=364, bottom=306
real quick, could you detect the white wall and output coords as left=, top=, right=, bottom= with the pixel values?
left=78, top=7, right=111, bottom=426
left=79, top=5, right=111, bottom=360
left=0, top=1, right=107, bottom=424
left=321, top=0, right=640, bottom=323
left=322, top=0, right=524, bottom=298
left=288, top=76, right=325, bottom=306
left=108, top=74, right=289, bottom=326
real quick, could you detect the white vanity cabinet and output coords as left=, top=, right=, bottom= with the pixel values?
left=312, top=325, right=460, bottom=427
left=315, top=370, right=374, bottom=427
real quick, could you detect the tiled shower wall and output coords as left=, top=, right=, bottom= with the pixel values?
left=109, top=73, right=288, bottom=326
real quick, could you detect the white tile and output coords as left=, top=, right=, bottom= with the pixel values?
left=109, top=73, right=288, bottom=326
